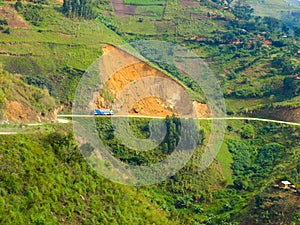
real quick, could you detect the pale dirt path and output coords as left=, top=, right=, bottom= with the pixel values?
left=0, top=132, right=18, bottom=135
left=58, top=115, right=300, bottom=126
left=0, top=115, right=298, bottom=135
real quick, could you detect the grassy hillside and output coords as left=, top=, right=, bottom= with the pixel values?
left=0, top=0, right=299, bottom=119
left=106, top=0, right=300, bottom=119
left=0, top=119, right=299, bottom=224
left=0, top=2, right=124, bottom=106
left=69, top=116, right=300, bottom=224
left=0, top=124, right=176, bottom=225
left=245, top=0, right=298, bottom=18
left=0, top=1, right=300, bottom=224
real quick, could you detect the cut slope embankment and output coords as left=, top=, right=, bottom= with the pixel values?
left=248, top=106, right=300, bottom=123
left=95, top=45, right=210, bottom=118
left=0, top=70, right=57, bottom=123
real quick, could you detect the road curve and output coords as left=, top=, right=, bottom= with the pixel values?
left=57, top=114, right=300, bottom=126
left=1, top=115, right=299, bottom=135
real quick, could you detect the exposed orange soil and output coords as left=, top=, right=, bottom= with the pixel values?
left=262, top=39, right=272, bottom=47
left=193, top=101, right=210, bottom=118
left=0, top=5, right=30, bottom=29
left=3, top=101, right=33, bottom=122
left=107, top=62, right=170, bottom=96
left=95, top=45, right=210, bottom=118
left=3, top=100, right=56, bottom=123
left=130, top=97, right=177, bottom=117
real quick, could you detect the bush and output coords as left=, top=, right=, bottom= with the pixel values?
left=0, top=19, right=8, bottom=25
left=241, top=124, right=255, bottom=139
left=22, top=4, right=44, bottom=26
left=26, top=75, right=55, bottom=96
left=3, top=28, right=10, bottom=34
left=14, top=1, right=23, bottom=11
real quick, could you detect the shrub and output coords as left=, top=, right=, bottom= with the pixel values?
left=3, top=28, right=10, bottom=34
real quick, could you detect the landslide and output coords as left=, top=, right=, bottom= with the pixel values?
left=0, top=5, right=30, bottom=29
left=95, top=45, right=210, bottom=117
left=0, top=69, right=57, bottom=122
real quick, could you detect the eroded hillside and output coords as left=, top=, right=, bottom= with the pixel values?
left=0, top=69, right=57, bottom=122
left=95, top=45, right=210, bottom=117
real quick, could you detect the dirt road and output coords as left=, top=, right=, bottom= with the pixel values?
left=58, top=114, right=300, bottom=126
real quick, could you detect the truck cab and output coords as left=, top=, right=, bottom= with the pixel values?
left=93, top=109, right=114, bottom=116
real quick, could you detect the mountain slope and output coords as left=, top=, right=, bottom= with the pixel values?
left=0, top=68, right=56, bottom=122
left=0, top=128, right=176, bottom=225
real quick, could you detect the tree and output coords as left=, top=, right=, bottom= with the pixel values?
left=293, top=26, right=300, bottom=37
left=255, top=143, right=284, bottom=168
left=282, top=24, right=289, bottom=35
left=284, top=77, right=300, bottom=96
left=271, top=55, right=295, bottom=75
left=233, top=4, right=254, bottom=20
left=241, top=124, right=255, bottom=139
left=175, top=195, right=193, bottom=208
left=3, top=28, right=10, bottom=34
left=227, top=0, right=233, bottom=7
left=14, top=1, right=23, bottom=11
left=222, top=32, right=236, bottom=43
left=263, top=17, right=280, bottom=31
left=62, top=0, right=97, bottom=19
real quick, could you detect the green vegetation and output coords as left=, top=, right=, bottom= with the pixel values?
left=245, top=0, right=297, bottom=18
left=16, top=3, right=44, bottom=26
left=0, top=3, right=124, bottom=105
left=124, top=0, right=166, bottom=5
left=6, top=0, right=299, bottom=114
left=135, top=5, right=164, bottom=19
left=0, top=68, right=56, bottom=120
left=107, top=0, right=300, bottom=115
left=62, top=0, right=99, bottom=19
left=0, top=17, right=10, bottom=34
left=0, top=126, right=176, bottom=225
left=1, top=118, right=300, bottom=224
left=0, top=0, right=299, bottom=224
left=95, top=116, right=202, bottom=165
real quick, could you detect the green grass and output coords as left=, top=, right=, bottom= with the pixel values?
left=274, top=95, right=300, bottom=108
left=0, top=4, right=126, bottom=103
left=116, top=0, right=222, bottom=37
left=116, top=16, right=175, bottom=34
left=225, top=98, right=272, bottom=114
left=246, top=0, right=299, bottom=18
left=0, top=130, right=176, bottom=225
left=124, top=0, right=166, bottom=5
left=135, top=5, right=164, bottom=19
left=217, top=143, right=233, bottom=185
left=1, top=0, right=300, bottom=224
left=1, top=117, right=300, bottom=224
left=0, top=6, right=124, bottom=68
